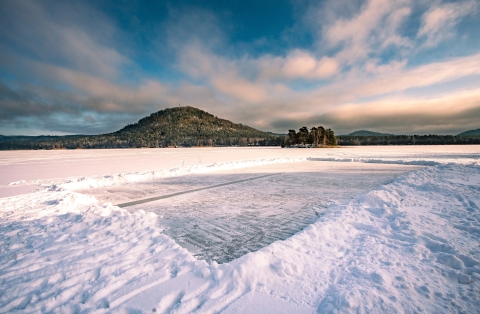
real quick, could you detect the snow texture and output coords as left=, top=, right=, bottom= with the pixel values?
left=0, top=146, right=479, bottom=313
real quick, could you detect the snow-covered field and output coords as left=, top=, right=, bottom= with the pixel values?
left=1, top=146, right=479, bottom=313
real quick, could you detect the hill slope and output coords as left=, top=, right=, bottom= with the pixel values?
left=0, top=107, right=282, bottom=149
left=457, top=128, right=480, bottom=136
left=113, top=106, right=278, bottom=147
left=347, top=130, right=394, bottom=136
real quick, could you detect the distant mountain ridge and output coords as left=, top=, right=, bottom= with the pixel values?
left=457, top=128, right=480, bottom=136
left=346, top=130, right=394, bottom=136
left=0, top=106, right=282, bottom=150
left=337, top=129, right=480, bottom=145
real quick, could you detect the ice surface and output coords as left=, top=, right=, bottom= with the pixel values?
left=88, top=161, right=421, bottom=263
left=0, top=146, right=479, bottom=313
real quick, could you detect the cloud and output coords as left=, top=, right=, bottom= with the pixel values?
left=177, top=45, right=338, bottom=105
left=7, top=42, right=471, bottom=135
left=212, top=77, right=268, bottom=103
left=417, top=0, right=476, bottom=47
left=269, top=88, right=480, bottom=135
left=0, top=0, right=128, bottom=78
left=327, top=53, right=480, bottom=102
left=0, top=0, right=159, bottom=134
left=0, top=82, right=173, bottom=135
left=216, top=52, right=480, bottom=134
left=0, top=0, right=479, bottom=136
left=258, top=50, right=339, bottom=80
left=323, top=0, right=412, bottom=63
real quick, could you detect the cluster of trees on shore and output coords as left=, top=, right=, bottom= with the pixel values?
left=282, top=126, right=337, bottom=147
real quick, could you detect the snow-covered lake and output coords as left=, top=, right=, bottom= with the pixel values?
left=1, top=146, right=479, bottom=313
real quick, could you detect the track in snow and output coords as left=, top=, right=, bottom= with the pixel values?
left=117, top=172, right=283, bottom=208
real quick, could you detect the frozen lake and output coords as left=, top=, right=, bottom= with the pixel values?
left=1, top=145, right=477, bottom=198
left=81, top=161, right=422, bottom=263
left=1, top=146, right=479, bottom=313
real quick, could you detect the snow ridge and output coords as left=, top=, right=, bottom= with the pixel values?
left=56, top=157, right=306, bottom=191
left=308, top=156, right=480, bottom=167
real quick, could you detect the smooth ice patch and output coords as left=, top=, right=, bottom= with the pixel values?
left=84, top=161, right=422, bottom=263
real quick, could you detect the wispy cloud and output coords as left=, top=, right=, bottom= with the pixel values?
left=258, top=50, right=339, bottom=80
left=322, top=0, right=412, bottom=64
left=321, top=53, right=480, bottom=103
left=417, top=0, right=476, bottom=47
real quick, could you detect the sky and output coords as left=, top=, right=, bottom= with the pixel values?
left=0, top=0, right=479, bottom=136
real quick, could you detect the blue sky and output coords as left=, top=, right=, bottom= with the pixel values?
left=1, top=0, right=479, bottom=135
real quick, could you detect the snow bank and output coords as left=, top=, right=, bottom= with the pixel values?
left=48, top=156, right=477, bottom=194
left=0, top=191, right=204, bottom=313
left=308, top=156, right=480, bottom=167
left=56, top=157, right=306, bottom=191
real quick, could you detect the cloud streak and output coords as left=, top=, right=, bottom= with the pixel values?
left=322, top=0, right=412, bottom=63
left=417, top=0, right=476, bottom=47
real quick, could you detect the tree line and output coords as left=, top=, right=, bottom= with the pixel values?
left=0, top=134, right=283, bottom=150
left=336, top=135, right=480, bottom=146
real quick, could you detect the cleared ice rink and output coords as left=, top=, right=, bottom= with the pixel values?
left=81, top=161, right=422, bottom=263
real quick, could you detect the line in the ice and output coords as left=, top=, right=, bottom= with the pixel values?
left=116, top=172, right=284, bottom=208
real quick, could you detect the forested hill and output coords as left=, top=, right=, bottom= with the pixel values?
left=0, top=107, right=282, bottom=150
left=113, top=106, right=282, bottom=147
left=457, top=128, right=480, bottom=136
left=346, top=130, right=394, bottom=136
